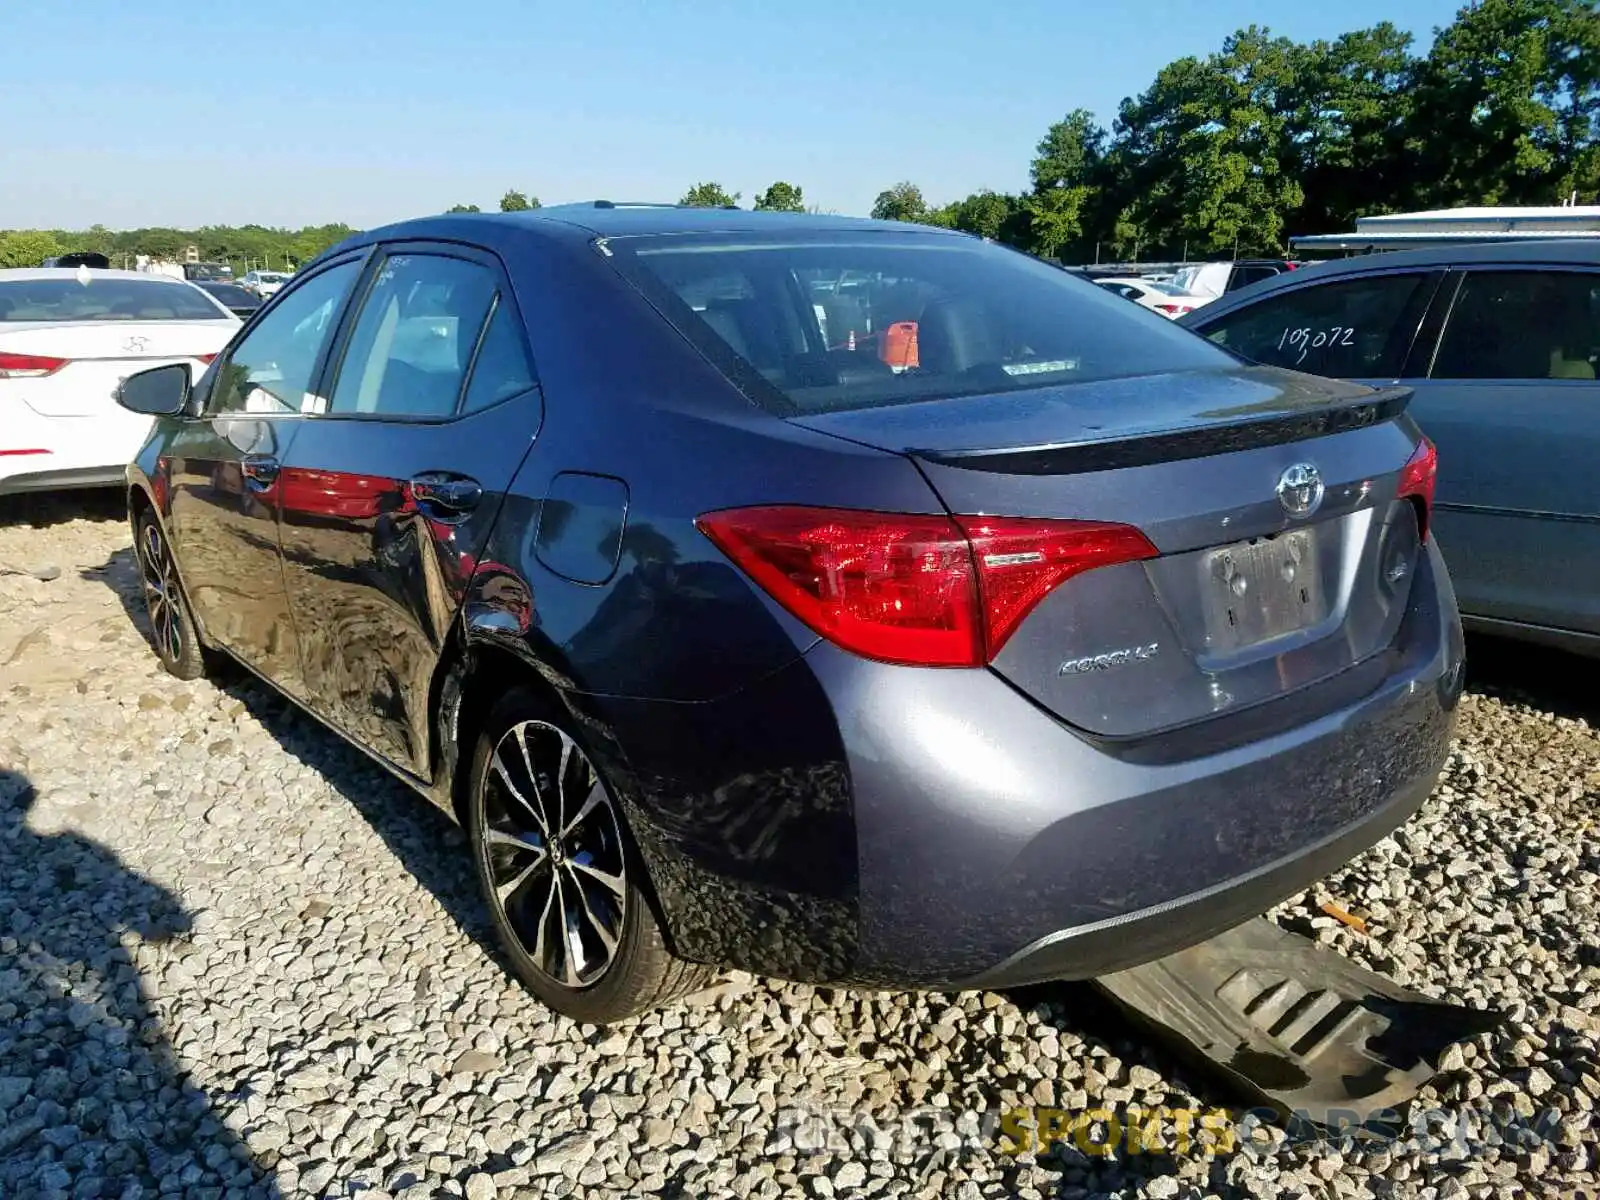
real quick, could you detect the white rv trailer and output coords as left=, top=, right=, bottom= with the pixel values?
left=1291, top=204, right=1600, bottom=254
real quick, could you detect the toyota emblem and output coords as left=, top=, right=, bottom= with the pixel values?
left=123, top=336, right=150, bottom=354
left=1276, top=463, right=1324, bottom=519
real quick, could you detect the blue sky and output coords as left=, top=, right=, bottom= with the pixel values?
left=5, top=0, right=1465, bottom=231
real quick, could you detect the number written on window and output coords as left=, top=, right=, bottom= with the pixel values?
left=1276, top=325, right=1358, bottom=365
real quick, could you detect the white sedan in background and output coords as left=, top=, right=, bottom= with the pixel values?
left=242, top=270, right=291, bottom=299
left=0, top=269, right=239, bottom=496
left=1094, top=276, right=1213, bottom=318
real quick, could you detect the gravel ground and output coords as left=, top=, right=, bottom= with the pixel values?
left=0, top=492, right=1596, bottom=1200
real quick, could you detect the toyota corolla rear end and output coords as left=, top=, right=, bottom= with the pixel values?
left=603, top=225, right=1463, bottom=989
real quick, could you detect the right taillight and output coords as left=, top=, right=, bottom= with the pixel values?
left=1397, top=437, right=1437, bottom=540
left=695, top=505, right=1156, bottom=667
left=0, top=351, right=69, bottom=378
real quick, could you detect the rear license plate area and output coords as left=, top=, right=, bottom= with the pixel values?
left=1200, top=529, right=1327, bottom=653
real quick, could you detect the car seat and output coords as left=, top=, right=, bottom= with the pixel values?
left=916, top=296, right=1001, bottom=376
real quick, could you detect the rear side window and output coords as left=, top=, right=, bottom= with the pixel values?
left=462, top=301, right=537, bottom=413
left=329, top=254, right=498, bottom=418
left=606, top=233, right=1230, bottom=415
left=211, top=262, right=361, bottom=415
left=1227, top=265, right=1283, bottom=291
left=1196, top=273, right=1432, bottom=378
left=0, top=277, right=227, bottom=322
left=1432, top=270, right=1600, bottom=381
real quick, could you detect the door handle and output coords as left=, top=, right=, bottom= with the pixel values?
left=241, top=455, right=280, bottom=490
left=409, top=473, right=482, bottom=517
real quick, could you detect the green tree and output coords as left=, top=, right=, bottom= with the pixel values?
left=680, top=182, right=740, bottom=207
left=940, top=190, right=1027, bottom=241
left=1285, top=25, right=1420, bottom=231
left=0, top=230, right=61, bottom=267
left=870, top=181, right=929, bottom=223
left=499, top=190, right=540, bottom=212
left=1403, top=0, right=1600, bottom=207
left=1022, top=110, right=1108, bottom=257
left=1031, top=109, right=1105, bottom=193
left=1110, top=27, right=1306, bottom=257
left=753, top=181, right=806, bottom=211
left=446, top=203, right=481, bottom=214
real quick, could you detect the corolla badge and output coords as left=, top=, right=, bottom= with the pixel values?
left=1058, top=642, right=1160, bottom=676
left=1276, top=462, right=1324, bottom=519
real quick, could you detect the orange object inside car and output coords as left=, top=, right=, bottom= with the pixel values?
left=878, top=321, right=919, bottom=370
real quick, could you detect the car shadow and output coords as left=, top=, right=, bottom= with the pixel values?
left=0, top=767, right=279, bottom=1196
left=992, top=980, right=1271, bottom=1197
left=1462, top=631, right=1600, bottom=724
left=212, top=670, right=504, bottom=961
left=0, top=489, right=127, bottom=531
left=83, top=545, right=512, bottom=984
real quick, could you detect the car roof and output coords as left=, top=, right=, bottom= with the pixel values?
left=1281, top=238, right=1600, bottom=280
left=348, top=204, right=968, bottom=249
left=1179, top=238, right=1600, bottom=323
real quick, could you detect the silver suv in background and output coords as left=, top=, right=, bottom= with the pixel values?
left=1172, top=259, right=1299, bottom=301
left=241, top=269, right=290, bottom=298
left=1181, top=239, right=1600, bottom=655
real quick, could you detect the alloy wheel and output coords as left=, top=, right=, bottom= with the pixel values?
left=479, top=720, right=628, bottom=988
left=138, top=521, right=184, bottom=663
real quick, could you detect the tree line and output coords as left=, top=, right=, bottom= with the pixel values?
left=2, top=1, right=1592, bottom=271
left=871, top=0, right=1598, bottom=261
left=0, top=223, right=360, bottom=273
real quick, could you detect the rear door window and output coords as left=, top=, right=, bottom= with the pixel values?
left=1195, top=272, right=1435, bottom=378
left=1228, top=265, right=1280, bottom=291
left=460, top=300, right=538, bottom=413
left=327, top=253, right=499, bottom=418
left=210, top=261, right=362, bottom=415
left=1431, top=270, right=1600, bottom=381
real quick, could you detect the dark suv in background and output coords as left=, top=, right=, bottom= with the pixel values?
left=1183, top=240, right=1600, bottom=655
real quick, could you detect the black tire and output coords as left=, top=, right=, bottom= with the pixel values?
left=466, top=686, right=714, bottom=1023
left=134, top=512, right=207, bottom=681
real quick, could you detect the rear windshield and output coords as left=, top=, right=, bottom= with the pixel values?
left=203, top=284, right=259, bottom=307
left=606, top=232, right=1230, bottom=414
left=0, top=278, right=226, bottom=322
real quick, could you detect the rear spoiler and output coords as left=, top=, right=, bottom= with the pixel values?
left=912, top=387, right=1413, bottom=476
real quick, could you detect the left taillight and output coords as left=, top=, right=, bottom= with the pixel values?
left=0, top=352, right=69, bottom=378
left=197, top=353, right=218, bottom=365
left=695, top=505, right=1156, bottom=668
left=1397, top=437, right=1437, bottom=540
left=1154, top=303, right=1194, bottom=316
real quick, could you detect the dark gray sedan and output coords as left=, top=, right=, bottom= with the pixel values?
left=1183, top=240, right=1600, bottom=655
left=114, top=206, right=1462, bottom=1021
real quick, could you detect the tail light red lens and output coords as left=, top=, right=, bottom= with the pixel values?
left=0, top=351, right=69, bottom=378
left=956, top=515, right=1158, bottom=654
left=696, top=506, right=1157, bottom=667
left=197, top=353, right=218, bottom=365
left=1154, top=303, right=1195, bottom=315
left=1397, top=437, right=1438, bottom=540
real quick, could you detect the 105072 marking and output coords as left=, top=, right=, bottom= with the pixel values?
left=1278, top=325, right=1356, bottom=364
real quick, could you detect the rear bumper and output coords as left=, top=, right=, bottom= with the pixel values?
left=604, top=540, right=1463, bottom=988
left=828, top=537, right=1462, bottom=988
left=0, top=400, right=150, bottom=495
left=0, top=463, right=126, bottom=496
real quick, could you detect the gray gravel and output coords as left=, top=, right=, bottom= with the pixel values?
left=1, top=493, right=1597, bottom=1199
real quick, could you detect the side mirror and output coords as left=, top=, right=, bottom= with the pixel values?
left=117, top=363, right=192, bottom=417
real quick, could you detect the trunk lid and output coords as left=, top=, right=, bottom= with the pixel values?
left=792, top=367, right=1426, bottom=739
